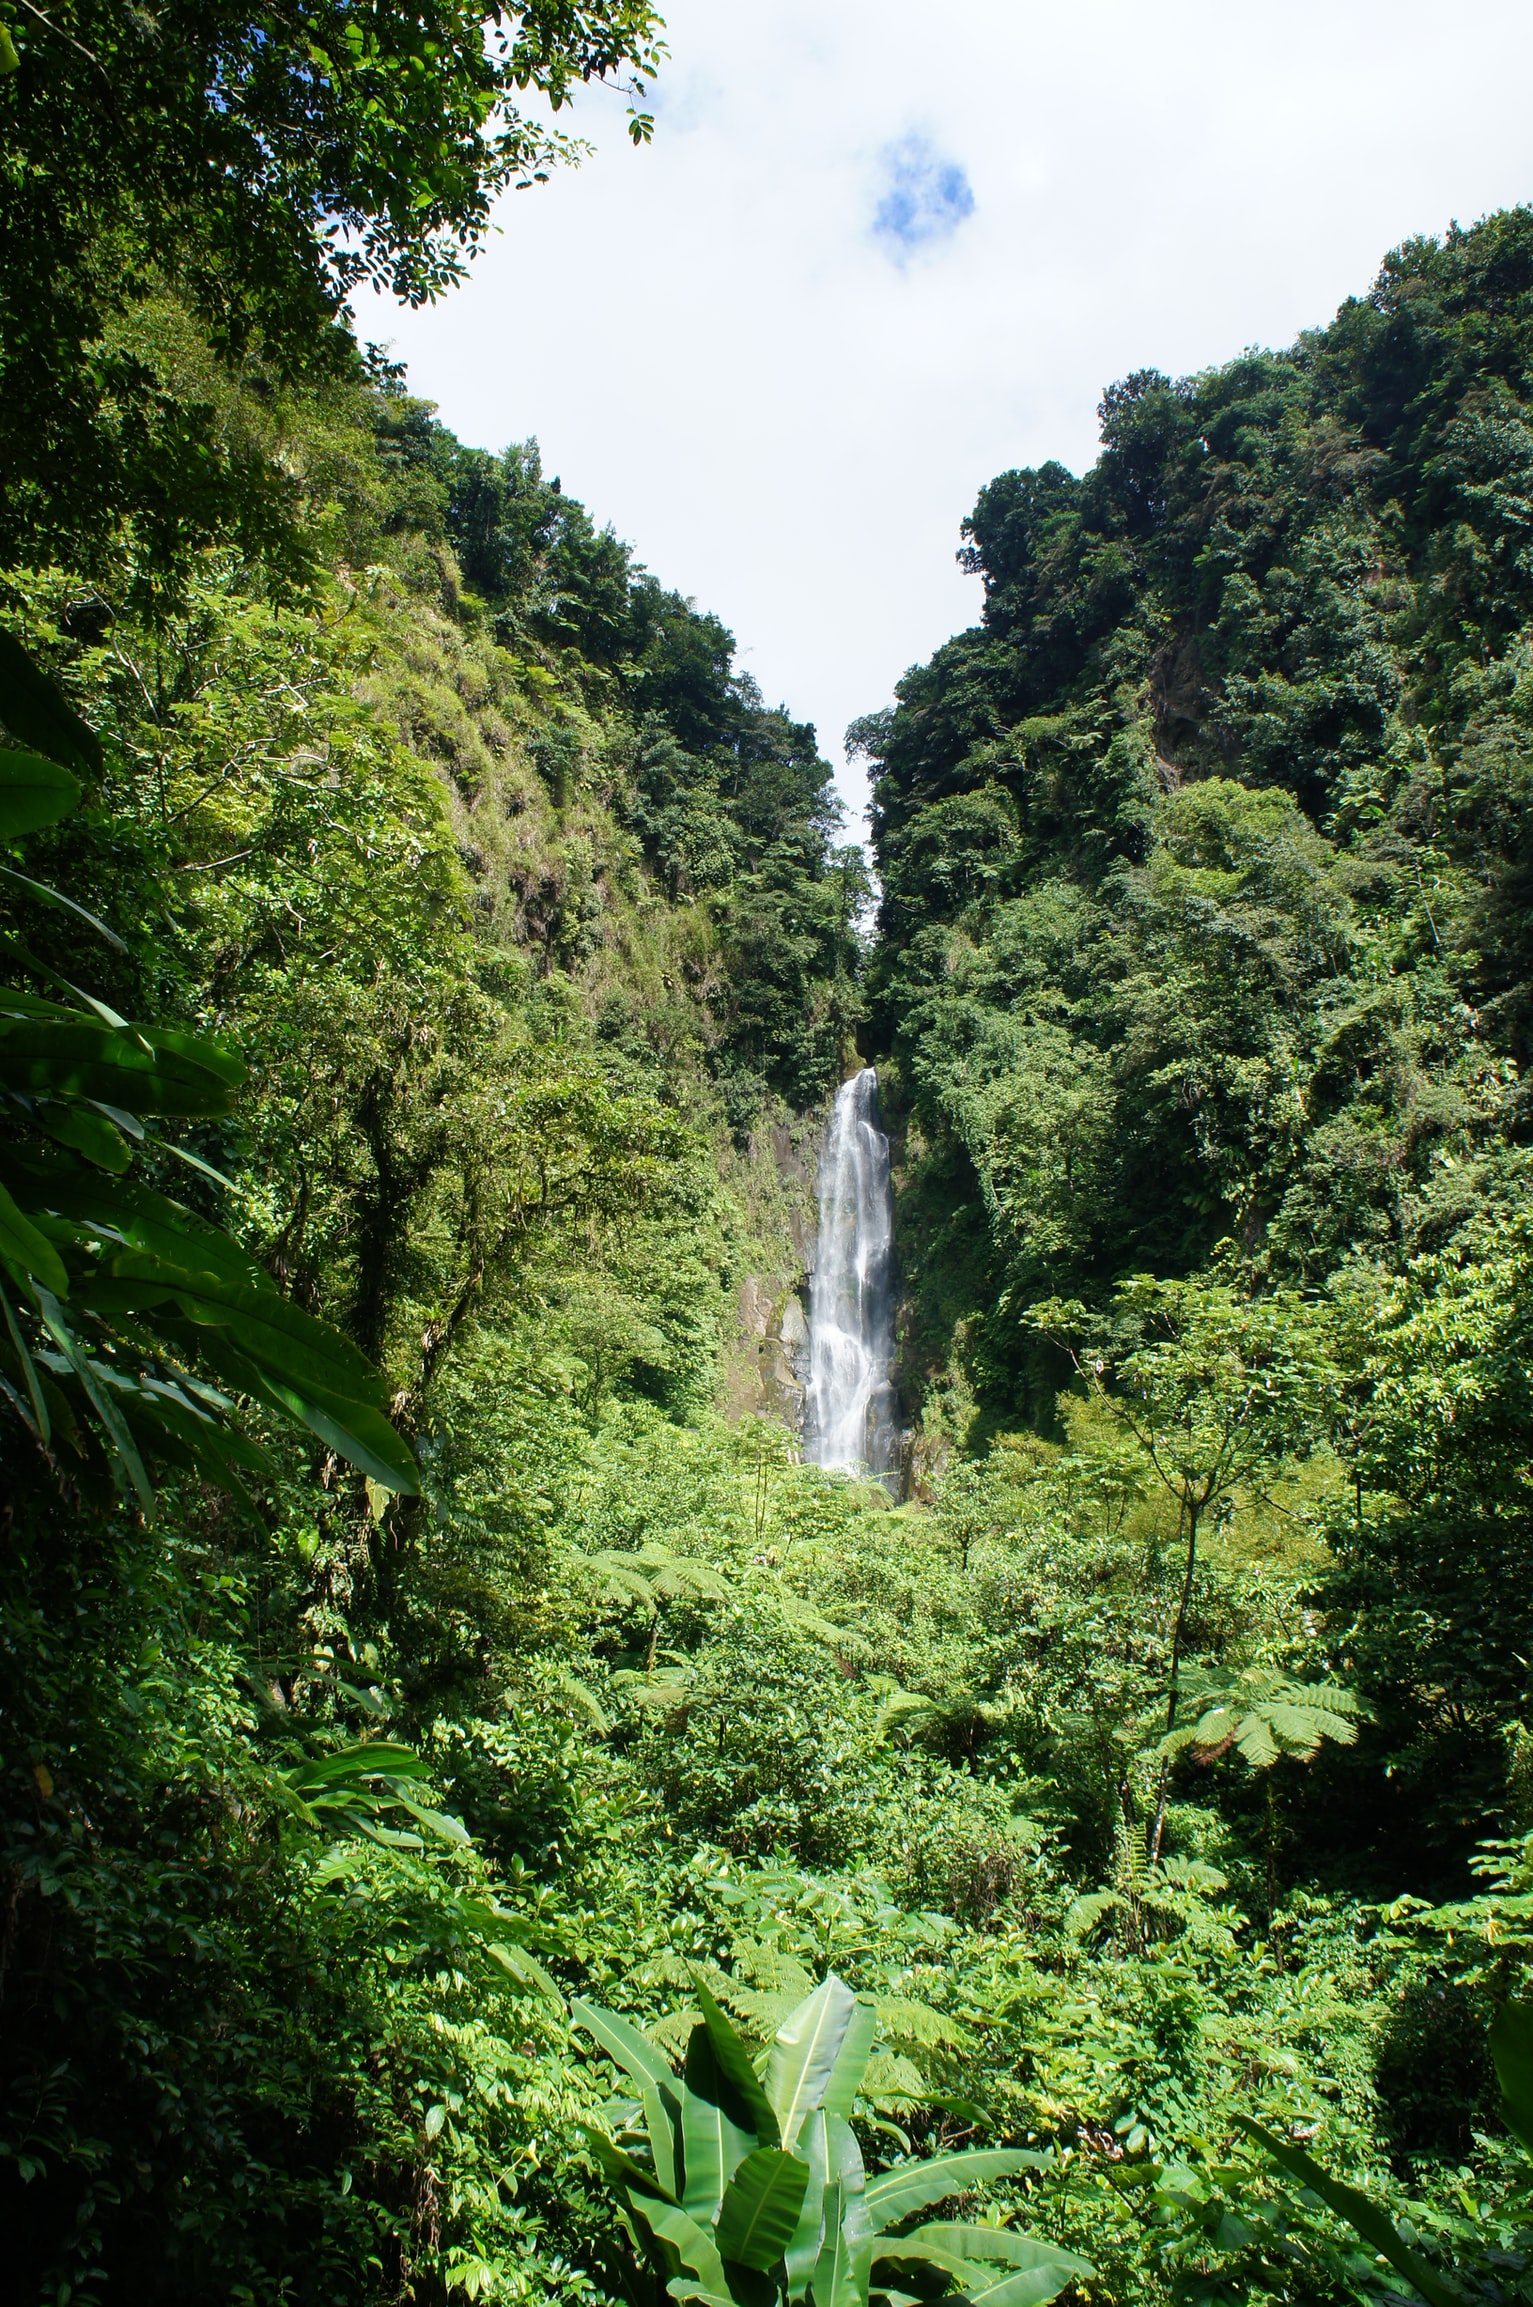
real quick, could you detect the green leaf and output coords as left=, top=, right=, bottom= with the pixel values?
left=50, top=1176, right=266, bottom=1292
left=901, top=2225, right=1094, bottom=2279
left=383, top=1787, right=471, bottom=1846
left=821, top=1997, right=877, bottom=2119
left=284, top=1742, right=428, bottom=1792
left=1490, top=1998, right=1533, bottom=2158
left=864, top=2151, right=1051, bottom=2231
left=573, top=1990, right=690, bottom=2196
left=692, top=1974, right=781, bottom=2146
left=484, top=1940, right=564, bottom=2006
left=0, top=632, right=102, bottom=775
left=144, top=1025, right=247, bottom=1094
left=642, top=2077, right=682, bottom=2204
left=811, top=2186, right=870, bottom=2307
left=0, top=1021, right=236, bottom=1109
left=629, top=2198, right=730, bottom=2292
left=0, top=864, right=126, bottom=951
left=255, top=1375, right=420, bottom=1495
left=574, top=1999, right=684, bottom=2096
left=681, top=2024, right=760, bottom=2225
left=126, top=1384, right=272, bottom=1489
left=765, top=1973, right=858, bottom=2151
left=803, top=2112, right=870, bottom=2307
left=34, top=1286, right=152, bottom=1508
left=0, top=748, right=81, bottom=838
left=715, top=2146, right=810, bottom=2272
left=902, top=2226, right=1089, bottom=2269
left=0, top=1176, right=68, bottom=1295
left=869, top=2239, right=972, bottom=2287
left=0, top=1277, right=49, bottom=1440
left=32, top=1101, right=131, bottom=1171
left=148, top=1135, right=235, bottom=1191
left=112, top=1262, right=386, bottom=1403
left=954, top=2267, right=1090, bottom=2307
left=784, top=2108, right=830, bottom=2300
left=1235, top=2119, right=1464, bottom=2307
left=577, top=2122, right=676, bottom=2206
left=185, top=1332, right=419, bottom=1494
left=828, top=2112, right=871, bottom=2261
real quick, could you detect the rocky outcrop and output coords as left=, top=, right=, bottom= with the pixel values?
left=718, top=1103, right=821, bottom=1431
left=733, top=1274, right=811, bottom=1429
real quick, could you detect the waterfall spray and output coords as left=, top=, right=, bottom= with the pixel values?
left=803, top=1068, right=899, bottom=1478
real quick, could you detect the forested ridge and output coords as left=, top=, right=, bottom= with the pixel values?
left=7, top=9, right=1533, bottom=2306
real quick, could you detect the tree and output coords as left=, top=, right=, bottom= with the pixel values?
left=1038, top=1277, right=1334, bottom=1859
left=0, top=634, right=417, bottom=1504
left=0, top=0, right=665, bottom=588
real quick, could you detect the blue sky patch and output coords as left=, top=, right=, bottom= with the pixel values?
left=873, top=132, right=975, bottom=258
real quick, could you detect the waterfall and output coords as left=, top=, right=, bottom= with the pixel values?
left=803, top=1067, right=899, bottom=1478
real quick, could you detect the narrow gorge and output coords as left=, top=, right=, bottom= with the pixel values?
left=5, top=21, right=1533, bottom=2299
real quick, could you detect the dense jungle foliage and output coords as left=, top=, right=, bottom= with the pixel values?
left=6, top=6, right=1533, bottom=2304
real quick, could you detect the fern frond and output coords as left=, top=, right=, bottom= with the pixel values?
left=862, top=2049, right=928, bottom=2106
left=873, top=1688, right=940, bottom=1742
left=1165, top=1673, right=1368, bottom=1769
left=1065, top=1889, right=1124, bottom=1940
left=876, top=1997, right=971, bottom=2052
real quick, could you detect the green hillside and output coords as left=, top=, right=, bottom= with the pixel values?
left=863, top=208, right=1533, bottom=1447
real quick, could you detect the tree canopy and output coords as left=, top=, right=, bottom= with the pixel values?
left=0, top=0, right=664, bottom=587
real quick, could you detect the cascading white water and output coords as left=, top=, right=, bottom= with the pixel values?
left=803, top=1068, right=899, bottom=1478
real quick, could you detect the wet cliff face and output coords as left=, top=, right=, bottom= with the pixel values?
left=718, top=1112, right=817, bottom=1429
left=733, top=1272, right=811, bottom=1428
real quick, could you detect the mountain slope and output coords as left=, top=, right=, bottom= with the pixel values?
left=859, top=207, right=1533, bottom=1446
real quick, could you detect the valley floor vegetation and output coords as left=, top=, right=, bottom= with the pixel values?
left=4, top=8, right=1533, bottom=2306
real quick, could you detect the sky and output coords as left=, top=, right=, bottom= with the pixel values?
left=373, top=0, right=1533, bottom=833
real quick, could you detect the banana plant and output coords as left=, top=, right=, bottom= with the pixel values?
left=0, top=632, right=417, bottom=1507
left=573, top=1971, right=1094, bottom=2307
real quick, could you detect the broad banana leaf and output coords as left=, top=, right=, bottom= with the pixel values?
left=0, top=631, right=101, bottom=772
left=0, top=747, right=81, bottom=837
left=864, top=2151, right=1052, bottom=2229
left=0, top=643, right=419, bottom=1506
left=573, top=1999, right=683, bottom=2098
left=681, top=2023, right=761, bottom=2223
left=954, top=2267, right=1091, bottom=2307
left=784, top=2107, right=832, bottom=2300
left=574, top=1998, right=685, bottom=2198
left=821, top=1997, right=878, bottom=2119
left=766, top=1972, right=859, bottom=2151
left=881, top=2224, right=1095, bottom=2307
left=629, top=2196, right=731, bottom=2294
left=693, top=1973, right=781, bottom=2145
left=0, top=1018, right=244, bottom=1113
left=579, top=2122, right=677, bottom=2206
left=812, top=2182, right=870, bottom=2307
left=898, top=2226, right=1093, bottom=2276
left=714, top=2145, right=810, bottom=2270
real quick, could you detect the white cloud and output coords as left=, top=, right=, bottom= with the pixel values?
left=370, top=0, right=1533, bottom=835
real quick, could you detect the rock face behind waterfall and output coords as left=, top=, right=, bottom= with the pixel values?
left=804, top=1068, right=900, bottom=1480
